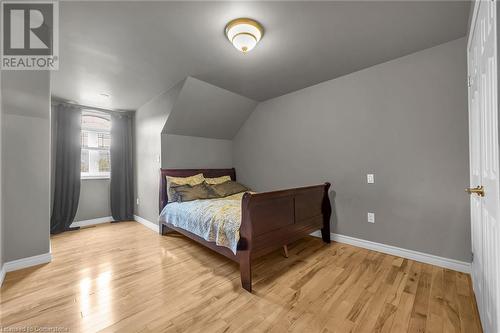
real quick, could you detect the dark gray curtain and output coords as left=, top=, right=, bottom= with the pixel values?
left=51, top=104, right=82, bottom=234
left=110, top=113, right=134, bottom=221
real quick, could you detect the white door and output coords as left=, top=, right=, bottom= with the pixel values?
left=468, top=1, right=500, bottom=332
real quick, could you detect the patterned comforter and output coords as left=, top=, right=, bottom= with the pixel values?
left=159, top=192, right=245, bottom=254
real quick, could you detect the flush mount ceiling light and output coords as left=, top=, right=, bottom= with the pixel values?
left=225, top=18, right=264, bottom=53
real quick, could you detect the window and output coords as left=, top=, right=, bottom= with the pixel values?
left=81, top=110, right=111, bottom=179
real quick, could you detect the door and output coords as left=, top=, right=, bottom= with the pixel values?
left=468, top=1, right=500, bottom=332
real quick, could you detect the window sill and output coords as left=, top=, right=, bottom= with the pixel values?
left=81, top=176, right=110, bottom=180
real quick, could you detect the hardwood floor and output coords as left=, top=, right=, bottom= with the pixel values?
left=0, top=222, right=482, bottom=332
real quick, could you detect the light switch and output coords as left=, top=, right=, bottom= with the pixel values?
left=367, top=174, right=375, bottom=184
left=367, top=212, right=375, bottom=223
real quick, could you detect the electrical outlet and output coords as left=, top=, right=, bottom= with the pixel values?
left=367, top=174, right=375, bottom=184
left=367, top=212, right=375, bottom=223
left=136, top=198, right=140, bottom=206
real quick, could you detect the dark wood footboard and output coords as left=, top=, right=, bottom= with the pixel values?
left=158, top=169, right=331, bottom=292
left=238, top=183, right=331, bottom=291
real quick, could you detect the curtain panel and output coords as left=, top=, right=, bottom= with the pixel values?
left=50, top=104, right=82, bottom=234
left=110, top=113, right=134, bottom=221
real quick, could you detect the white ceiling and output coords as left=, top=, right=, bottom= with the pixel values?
left=52, top=1, right=470, bottom=110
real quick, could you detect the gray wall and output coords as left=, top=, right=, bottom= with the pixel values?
left=136, top=77, right=247, bottom=224
left=74, top=180, right=111, bottom=221
left=134, top=82, right=184, bottom=224
left=163, top=77, right=257, bottom=139
left=233, top=38, right=470, bottom=262
left=2, top=71, right=51, bottom=262
left=161, top=134, right=232, bottom=169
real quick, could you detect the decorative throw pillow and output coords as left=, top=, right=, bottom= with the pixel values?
left=169, top=182, right=218, bottom=203
left=166, top=173, right=205, bottom=202
left=205, top=175, right=232, bottom=185
left=209, top=181, right=249, bottom=198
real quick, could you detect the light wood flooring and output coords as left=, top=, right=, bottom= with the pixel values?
left=0, top=221, right=482, bottom=332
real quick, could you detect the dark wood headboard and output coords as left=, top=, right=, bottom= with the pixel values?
left=159, top=168, right=236, bottom=213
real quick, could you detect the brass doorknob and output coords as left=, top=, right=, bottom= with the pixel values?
left=465, top=185, right=485, bottom=197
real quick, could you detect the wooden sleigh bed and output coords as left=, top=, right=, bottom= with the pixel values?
left=159, top=168, right=332, bottom=292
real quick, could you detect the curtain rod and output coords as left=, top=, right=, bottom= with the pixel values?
left=51, top=98, right=134, bottom=114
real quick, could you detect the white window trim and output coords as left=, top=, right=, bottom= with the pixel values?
left=81, top=174, right=110, bottom=180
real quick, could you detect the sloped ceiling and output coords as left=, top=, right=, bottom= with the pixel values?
left=52, top=1, right=470, bottom=110
left=162, top=77, right=257, bottom=140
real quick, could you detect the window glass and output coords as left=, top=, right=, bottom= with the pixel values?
left=81, top=110, right=111, bottom=178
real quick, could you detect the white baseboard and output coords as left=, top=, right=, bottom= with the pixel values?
left=70, top=216, right=114, bottom=228
left=311, top=231, right=471, bottom=274
left=132, top=216, right=470, bottom=273
left=0, top=264, right=5, bottom=287
left=3, top=252, right=52, bottom=274
left=134, top=215, right=159, bottom=233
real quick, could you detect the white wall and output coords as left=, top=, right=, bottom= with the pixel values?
left=233, top=38, right=470, bottom=262
left=2, top=71, right=51, bottom=261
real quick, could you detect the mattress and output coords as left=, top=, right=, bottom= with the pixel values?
left=159, top=192, right=246, bottom=254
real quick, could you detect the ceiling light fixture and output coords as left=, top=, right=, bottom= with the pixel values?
left=225, top=18, right=264, bottom=53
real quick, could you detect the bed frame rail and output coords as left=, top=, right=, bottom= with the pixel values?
left=158, top=168, right=331, bottom=292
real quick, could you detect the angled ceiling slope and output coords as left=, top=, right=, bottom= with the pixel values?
left=53, top=1, right=469, bottom=110
left=163, top=77, right=257, bottom=140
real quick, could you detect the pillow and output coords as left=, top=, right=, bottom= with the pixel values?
left=205, top=175, right=232, bottom=185
left=166, top=173, right=205, bottom=202
left=209, top=181, right=249, bottom=198
left=169, top=182, right=218, bottom=203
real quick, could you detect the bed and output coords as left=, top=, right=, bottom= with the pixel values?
left=159, top=168, right=332, bottom=292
